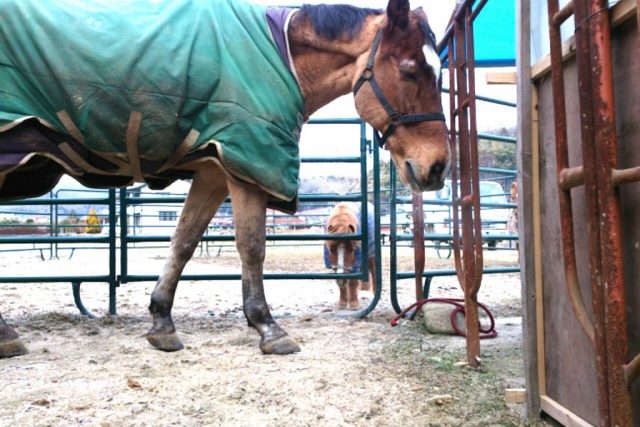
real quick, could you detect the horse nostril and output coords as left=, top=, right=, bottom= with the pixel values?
left=429, top=160, right=446, bottom=182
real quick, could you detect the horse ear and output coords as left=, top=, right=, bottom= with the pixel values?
left=348, top=224, right=356, bottom=234
left=386, top=0, right=410, bottom=31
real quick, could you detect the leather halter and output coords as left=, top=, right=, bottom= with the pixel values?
left=353, top=29, right=446, bottom=149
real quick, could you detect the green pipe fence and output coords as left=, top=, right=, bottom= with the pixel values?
left=0, top=189, right=118, bottom=315
left=118, top=118, right=383, bottom=318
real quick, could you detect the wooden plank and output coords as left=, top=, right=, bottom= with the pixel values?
left=540, top=396, right=594, bottom=427
left=486, top=71, right=517, bottom=85
left=516, top=0, right=541, bottom=418
left=532, top=86, right=545, bottom=397
left=531, top=37, right=576, bottom=80
left=505, top=389, right=527, bottom=404
left=531, top=0, right=636, bottom=80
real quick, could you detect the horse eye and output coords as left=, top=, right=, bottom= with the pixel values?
left=400, top=70, right=418, bottom=81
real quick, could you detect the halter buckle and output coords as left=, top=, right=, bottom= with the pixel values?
left=390, top=112, right=403, bottom=123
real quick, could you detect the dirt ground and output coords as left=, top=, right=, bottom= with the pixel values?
left=0, top=242, right=544, bottom=426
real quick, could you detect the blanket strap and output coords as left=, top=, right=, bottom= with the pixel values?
left=58, top=142, right=103, bottom=175
left=125, top=112, right=144, bottom=182
left=56, top=110, right=86, bottom=144
left=157, top=128, right=200, bottom=173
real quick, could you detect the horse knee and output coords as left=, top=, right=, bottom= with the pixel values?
left=171, top=237, right=200, bottom=261
left=238, top=239, right=265, bottom=262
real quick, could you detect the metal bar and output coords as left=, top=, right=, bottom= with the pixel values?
left=558, top=165, right=585, bottom=190
left=72, top=282, right=96, bottom=318
left=124, top=233, right=363, bottom=243
left=395, top=266, right=520, bottom=280
left=546, top=0, right=596, bottom=345
left=448, top=39, right=464, bottom=290
left=624, top=353, right=640, bottom=387
left=360, top=127, right=383, bottom=318
left=454, top=9, right=482, bottom=367
left=442, top=88, right=517, bottom=108
left=119, top=188, right=129, bottom=284
left=301, top=157, right=361, bottom=163
left=389, top=162, right=402, bottom=314
left=572, top=2, right=610, bottom=422
left=0, top=197, right=111, bottom=206
left=124, top=194, right=362, bottom=205
left=464, top=5, right=484, bottom=367
left=587, top=0, right=632, bottom=421
left=611, top=165, right=640, bottom=186
left=552, top=1, right=575, bottom=26
left=412, top=192, right=425, bottom=303
left=108, top=189, right=117, bottom=315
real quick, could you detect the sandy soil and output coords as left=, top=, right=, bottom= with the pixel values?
left=0, top=243, right=543, bottom=426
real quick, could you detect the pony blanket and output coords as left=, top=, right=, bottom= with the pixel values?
left=0, top=0, right=304, bottom=211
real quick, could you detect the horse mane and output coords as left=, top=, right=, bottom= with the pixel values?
left=299, top=4, right=382, bottom=40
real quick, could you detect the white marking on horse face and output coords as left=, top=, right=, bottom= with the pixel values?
left=423, top=44, right=442, bottom=80
left=336, top=243, right=345, bottom=274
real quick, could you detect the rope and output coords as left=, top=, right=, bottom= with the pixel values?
left=390, top=298, right=498, bottom=339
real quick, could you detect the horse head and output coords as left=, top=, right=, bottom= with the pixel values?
left=353, top=0, right=449, bottom=192
left=325, top=205, right=360, bottom=286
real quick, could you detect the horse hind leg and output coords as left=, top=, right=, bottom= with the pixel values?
left=228, top=179, right=300, bottom=355
left=0, top=313, right=27, bottom=358
left=146, top=167, right=229, bottom=352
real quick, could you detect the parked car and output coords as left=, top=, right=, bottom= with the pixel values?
left=423, top=179, right=510, bottom=248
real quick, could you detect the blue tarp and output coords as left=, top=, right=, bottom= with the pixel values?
left=441, top=0, right=516, bottom=67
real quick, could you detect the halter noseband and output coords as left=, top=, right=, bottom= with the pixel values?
left=353, top=29, right=446, bottom=149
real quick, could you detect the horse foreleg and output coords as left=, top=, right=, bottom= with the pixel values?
left=228, top=179, right=300, bottom=355
left=147, top=168, right=229, bottom=352
left=0, top=313, right=27, bottom=358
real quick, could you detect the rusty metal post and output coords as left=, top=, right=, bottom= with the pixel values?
left=586, top=0, right=632, bottom=423
left=452, top=10, right=481, bottom=367
left=464, top=4, right=484, bottom=317
left=412, top=192, right=425, bottom=303
left=447, top=40, right=464, bottom=288
left=546, top=0, right=596, bottom=345
left=569, top=1, right=610, bottom=424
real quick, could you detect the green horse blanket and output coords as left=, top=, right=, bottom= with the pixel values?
left=0, top=0, right=304, bottom=212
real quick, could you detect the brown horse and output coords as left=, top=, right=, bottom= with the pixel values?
left=0, top=0, right=449, bottom=358
left=325, top=203, right=376, bottom=310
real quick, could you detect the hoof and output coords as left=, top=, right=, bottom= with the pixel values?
left=146, top=332, right=184, bottom=352
left=337, top=301, right=348, bottom=309
left=348, top=302, right=361, bottom=310
left=0, top=338, right=27, bottom=359
left=260, top=334, right=301, bottom=355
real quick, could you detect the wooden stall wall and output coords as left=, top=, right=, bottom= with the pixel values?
left=529, top=7, right=639, bottom=425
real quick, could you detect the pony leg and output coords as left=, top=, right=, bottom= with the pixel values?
left=228, top=179, right=300, bottom=355
left=0, top=313, right=27, bottom=358
left=147, top=168, right=229, bottom=352
left=368, top=255, right=377, bottom=292
left=347, top=279, right=361, bottom=309
left=337, top=283, right=348, bottom=309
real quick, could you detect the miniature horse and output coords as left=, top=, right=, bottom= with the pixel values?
left=325, top=203, right=376, bottom=310
left=0, top=0, right=449, bottom=358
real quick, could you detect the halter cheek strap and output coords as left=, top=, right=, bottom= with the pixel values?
left=353, top=29, right=446, bottom=149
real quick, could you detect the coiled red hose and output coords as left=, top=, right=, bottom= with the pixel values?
left=390, top=298, right=497, bottom=339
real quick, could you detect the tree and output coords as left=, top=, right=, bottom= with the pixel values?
left=85, top=208, right=102, bottom=234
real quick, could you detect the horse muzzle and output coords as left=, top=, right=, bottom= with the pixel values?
left=405, top=159, right=449, bottom=192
